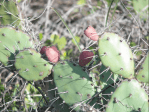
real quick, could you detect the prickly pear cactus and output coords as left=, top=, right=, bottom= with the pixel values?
left=51, top=61, right=96, bottom=111
left=133, top=0, right=148, bottom=19
left=101, top=85, right=117, bottom=111
left=48, top=75, right=71, bottom=112
left=0, top=27, right=34, bottom=66
left=106, top=79, right=148, bottom=112
left=136, top=53, right=149, bottom=83
left=99, top=65, right=120, bottom=89
left=15, top=48, right=53, bottom=81
left=0, top=0, right=21, bottom=27
left=98, top=32, right=134, bottom=79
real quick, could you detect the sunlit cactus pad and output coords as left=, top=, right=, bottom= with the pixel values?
left=15, top=49, right=53, bottom=81
left=136, top=53, right=149, bottom=83
left=98, top=32, right=134, bottom=79
left=106, top=79, right=148, bottom=112
left=0, top=27, right=33, bottom=66
left=0, top=0, right=21, bottom=27
left=53, top=61, right=96, bottom=111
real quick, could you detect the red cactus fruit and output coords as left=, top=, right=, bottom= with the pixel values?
left=40, top=46, right=47, bottom=54
left=79, top=51, right=94, bottom=66
left=45, top=46, right=60, bottom=63
left=84, top=26, right=98, bottom=41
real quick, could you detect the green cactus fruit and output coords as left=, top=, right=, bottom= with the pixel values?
left=0, top=0, right=21, bottom=28
left=136, top=53, right=149, bottom=83
left=106, top=79, right=148, bottom=112
left=0, top=27, right=34, bottom=66
left=99, top=65, right=120, bottom=89
left=53, top=61, right=96, bottom=111
left=15, top=48, right=53, bottom=81
left=98, top=32, right=134, bottom=79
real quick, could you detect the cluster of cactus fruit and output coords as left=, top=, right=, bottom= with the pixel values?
left=0, top=0, right=148, bottom=112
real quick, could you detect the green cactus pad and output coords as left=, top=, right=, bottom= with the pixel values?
left=101, top=85, right=117, bottom=110
left=53, top=61, right=96, bottom=111
left=133, top=0, right=148, bottom=20
left=0, top=0, right=21, bottom=27
left=48, top=75, right=71, bottom=112
left=0, top=27, right=34, bottom=66
left=15, top=49, right=53, bottom=81
left=99, top=65, right=120, bottom=89
left=98, top=32, right=134, bottom=79
left=136, top=53, right=149, bottom=83
left=106, top=79, right=148, bottom=112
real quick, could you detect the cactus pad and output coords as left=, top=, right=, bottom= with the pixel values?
left=98, top=32, right=134, bottom=79
left=0, top=27, right=34, bottom=66
left=48, top=75, right=71, bottom=112
left=136, top=53, right=149, bottom=83
left=0, top=0, right=21, bottom=27
left=99, top=65, right=120, bottom=89
left=53, top=61, right=96, bottom=111
left=106, top=79, right=148, bottom=112
left=15, top=49, right=53, bottom=81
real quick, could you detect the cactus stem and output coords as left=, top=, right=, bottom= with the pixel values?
left=57, top=91, right=68, bottom=94
left=59, top=101, right=65, bottom=105
left=88, top=62, right=102, bottom=70
left=49, top=96, right=59, bottom=103
left=47, top=87, right=58, bottom=92
left=99, top=67, right=110, bottom=76
left=102, top=93, right=112, bottom=96
left=43, top=79, right=53, bottom=82
left=102, top=96, right=109, bottom=102
left=106, top=72, right=113, bottom=82
left=0, top=64, right=13, bottom=69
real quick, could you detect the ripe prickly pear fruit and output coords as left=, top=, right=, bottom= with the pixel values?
left=79, top=51, right=94, bottom=66
left=84, top=26, right=98, bottom=41
left=45, top=46, right=60, bottom=63
left=40, top=46, right=47, bottom=54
